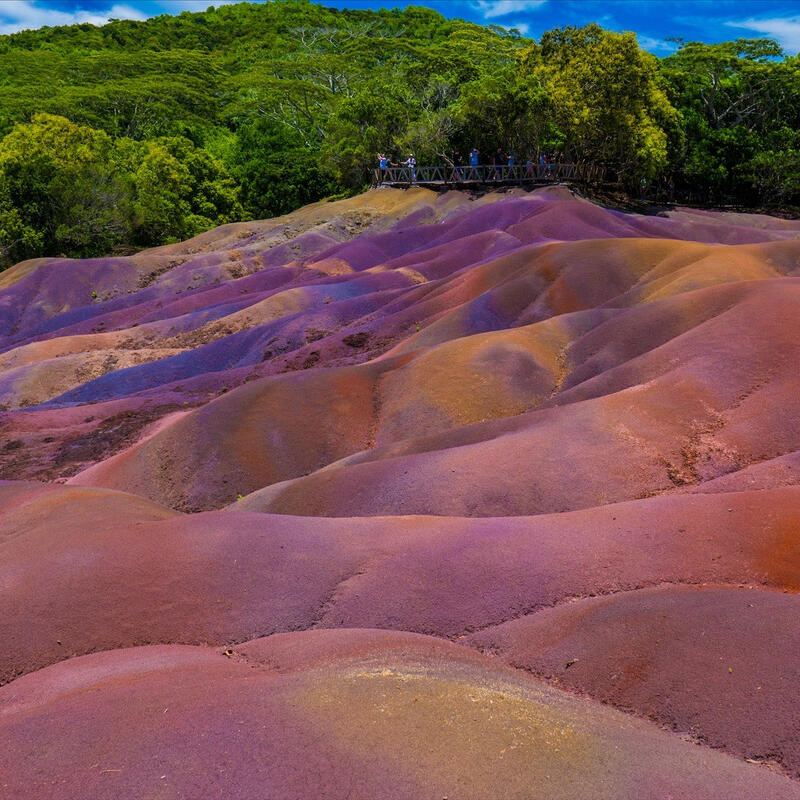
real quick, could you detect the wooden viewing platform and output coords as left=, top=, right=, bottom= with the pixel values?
left=372, top=162, right=606, bottom=187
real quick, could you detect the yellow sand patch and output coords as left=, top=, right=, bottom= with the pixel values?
left=0, top=258, right=48, bottom=289
left=306, top=257, right=355, bottom=276
left=296, top=665, right=602, bottom=800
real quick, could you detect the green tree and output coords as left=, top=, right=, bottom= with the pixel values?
left=660, top=39, right=800, bottom=201
left=745, top=127, right=800, bottom=204
left=322, top=80, right=413, bottom=185
left=229, top=118, right=336, bottom=219
left=0, top=50, right=223, bottom=140
left=156, top=136, right=242, bottom=237
left=118, top=135, right=242, bottom=245
left=450, top=65, right=556, bottom=159
left=521, top=24, right=676, bottom=182
left=0, top=113, right=129, bottom=264
left=2, top=0, right=800, bottom=269
left=0, top=114, right=242, bottom=264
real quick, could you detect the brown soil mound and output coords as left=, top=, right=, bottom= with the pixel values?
left=468, top=585, right=800, bottom=777
left=2, top=187, right=800, bottom=796
left=2, top=630, right=798, bottom=800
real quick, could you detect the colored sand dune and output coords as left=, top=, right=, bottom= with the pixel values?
left=1, top=186, right=799, bottom=798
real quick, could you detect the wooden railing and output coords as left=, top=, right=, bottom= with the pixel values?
left=372, top=162, right=606, bottom=186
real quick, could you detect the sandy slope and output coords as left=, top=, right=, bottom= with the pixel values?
left=1, top=186, right=799, bottom=798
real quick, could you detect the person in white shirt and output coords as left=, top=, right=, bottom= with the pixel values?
left=402, top=153, right=417, bottom=183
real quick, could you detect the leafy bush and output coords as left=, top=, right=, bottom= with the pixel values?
left=0, top=1, right=799, bottom=267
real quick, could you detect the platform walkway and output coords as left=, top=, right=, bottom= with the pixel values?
left=372, top=162, right=606, bottom=187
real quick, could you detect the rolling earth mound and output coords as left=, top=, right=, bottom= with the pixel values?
left=1, top=185, right=799, bottom=798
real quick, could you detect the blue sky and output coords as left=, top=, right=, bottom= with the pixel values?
left=3, top=0, right=800, bottom=54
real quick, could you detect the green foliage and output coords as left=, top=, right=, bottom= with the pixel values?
left=745, top=128, right=800, bottom=203
left=520, top=25, right=675, bottom=182
left=0, top=0, right=797, bottom=268
left=0, top=114, right=241, bottom=264
left=0, top=113, right=127, bottom=263
left=128, top=136, right=242, bottom=243
left=322, top=81, right=414, bottom=184
left=661, top=39, right=800, bottom=199
left=230, top=118, right=336, bottom=219
left=0, top=50, right=222, bottom=140
left=450, top=66, right=555, bottom=157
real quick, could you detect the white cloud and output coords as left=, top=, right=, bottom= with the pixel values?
left=149, top=0, right=239, bottom=11
left=0, top=0, right=241, bottom=36
left=636, top=34, right=678, bottom=54
left=473, top=1, right=547, bottom=21
left=0, top=1, right=146, bottom=34
left=726, top=15, right=800, bottom=54
left=500, top=21, right=530, bottom=35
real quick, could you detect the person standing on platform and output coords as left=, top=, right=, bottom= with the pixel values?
left=377, top=153, right=390, bottom=184
left=468, top=147, right=480, bottom=179
left=403, top=153, right=417, bottom=183
left=492, top=148, right=505, bottom=181
left=450, top=150, right=464, bottom=181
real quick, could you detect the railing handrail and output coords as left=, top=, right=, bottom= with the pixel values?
left=372, top=162, right=606, bottom=187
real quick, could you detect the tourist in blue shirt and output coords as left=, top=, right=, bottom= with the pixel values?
left=468, top=147, right=479, bottom=179
left=377, top=153, right=390, bottom=183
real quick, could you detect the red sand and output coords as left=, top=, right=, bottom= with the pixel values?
left=1, top=187, right=800, bottom=797
left=467, top=584, right=800, bottom=777
left=2, top=483, right=799, bottom=684
left=2, top=630, right=799, bottom=800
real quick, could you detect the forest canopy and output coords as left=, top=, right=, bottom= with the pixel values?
left=0, top=0, right=798, bottom=266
